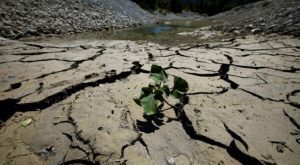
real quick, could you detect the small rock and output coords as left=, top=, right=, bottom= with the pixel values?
left=258, top=17, right=265, bottom=22
left=260, top=23, right=266, bottom=26
left=262, top=153, right=273, bottom=160
left=228, top=27, right=239, bottom=32
left=13, top=32, right=24, bottom=39
left=37, top=146, right=56, bottom=160
left=267, top=24, right=276, bottom=29
left=233, top=30, right=241, bottom=34
left=246, top=24, right=254, bottom=30
left=166, top=157, right=175, bottom=165
left=26, top=29, right=40, bottom=36
left=251, top=28, right=261, bottom=34
left=276, top=144, right=285, bottom=153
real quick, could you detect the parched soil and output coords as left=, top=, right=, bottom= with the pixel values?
left=0, top=34, right=300, bottom=164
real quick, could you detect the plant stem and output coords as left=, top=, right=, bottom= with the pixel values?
left=162, top=97, right=185, bottom=118
left=162, top=98, right=177, bottom=109
left=160, top=107, right=172, bottom=112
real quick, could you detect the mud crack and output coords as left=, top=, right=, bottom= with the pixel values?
left=283, top=109, right=300, bottom=130
left=240, top=88, right=300, bottom=109
left=0, top=62, right=143, bottom=122
left=58, top=105, right=102, bottom=165
left=119, top=132, right=150, bottom=159
left=211, top=60, right=299, bottom=73
left=223, top=123, right=249, bottom=151
left=12, top=50, right=67, bottom=56
left=171, top=99, right=268, bottom=165
left=184, top=55, right=240, bottom=89
left=155, top=50, right=191, bottom=58
left=37, top=49, right=105, bottom=79
left=119, top=105, right=150, bottom=161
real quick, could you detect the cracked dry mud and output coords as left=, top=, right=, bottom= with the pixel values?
left=0, top=34, right=299, bottom=165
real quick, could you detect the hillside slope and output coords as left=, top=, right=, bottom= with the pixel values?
left=213, top=0, right=300, bottom=36
left=0, top=0, right=156, bottom=39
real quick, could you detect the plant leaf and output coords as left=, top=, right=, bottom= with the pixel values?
left=150, top=64, right=168, bottom=83
left=148, top=84, right=155, bottom=90
left=150, top=64, right=164, bottom=74
left=173, top=76, right=189, bottom=92
left=154, top=89, right=164, bottom=102
left=158, top=102, right=164, bottom=110
left=141, top=87, right=153, bottom=98
left=133, top=98, right=141, bottom=106
left=140, top=94, right=158, bottom=115
left=162, top=85, right=170, bottom=96
left=171, top=89, right=183, bottom=99
left=134, top=86, right=154, bottom=106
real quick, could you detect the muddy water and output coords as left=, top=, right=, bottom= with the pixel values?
left=25, top=19, right=219, bottom=46
left=103, top=19, right=218, bottom=45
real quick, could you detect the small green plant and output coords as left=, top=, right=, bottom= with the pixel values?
left=134, top=64, right=189, bottom=115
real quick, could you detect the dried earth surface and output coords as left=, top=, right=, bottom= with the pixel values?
left=0, top=31, right=299, bottom=165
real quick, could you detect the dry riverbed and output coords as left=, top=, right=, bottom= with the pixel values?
left=0, top=33, right=300, bottom=164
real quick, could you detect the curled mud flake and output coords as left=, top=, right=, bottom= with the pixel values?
left=36, top=146, right=56, bottom=160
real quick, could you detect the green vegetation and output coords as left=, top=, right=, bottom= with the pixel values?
left=132, top=0, right=260, bottom=15
left=134, top=64, right=189, bottom=115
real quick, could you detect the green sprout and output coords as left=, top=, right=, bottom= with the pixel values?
left=134, top=64, right=189, bottom=115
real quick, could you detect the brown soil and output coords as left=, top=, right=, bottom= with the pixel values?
left=0, top=33, right=299, bottom=164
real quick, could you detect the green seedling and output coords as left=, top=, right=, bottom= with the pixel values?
left=134, top=64, right=189, bottom=115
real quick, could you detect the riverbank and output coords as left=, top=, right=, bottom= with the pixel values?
left=213, top=0, right=300, bottom=36
left=19, top=19, right=222, bottom=47
left=2, top=0, right=299, bottom=40
left=0, top=0, right=157, bottom=39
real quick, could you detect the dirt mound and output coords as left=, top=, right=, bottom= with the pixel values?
left=213, top=0, right=300, bottom=36
left=0, top=0, right=156, bottom=39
